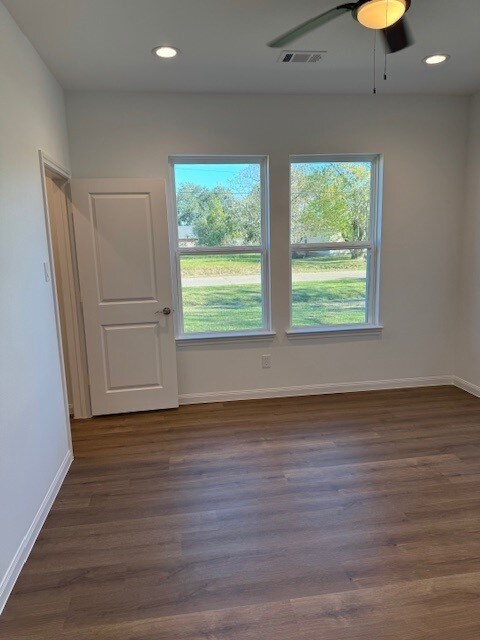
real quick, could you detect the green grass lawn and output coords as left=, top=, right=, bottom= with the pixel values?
left=291, top=278, right=367, bottom=327
left=181, top=253, right=365, bottom=277
left=182, top=278, right=366, bottom=333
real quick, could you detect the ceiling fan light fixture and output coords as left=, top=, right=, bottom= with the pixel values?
left=355, top=0, right=407, bottom=30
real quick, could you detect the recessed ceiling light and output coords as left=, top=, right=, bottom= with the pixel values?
left=153, top=46, right=179, bottom=59
left=423, top=53, right=450, bottom=65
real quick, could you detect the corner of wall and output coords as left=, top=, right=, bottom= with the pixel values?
left=0, top=451, right=73, bottom=614
left=454, top=90, right=480, bottom=387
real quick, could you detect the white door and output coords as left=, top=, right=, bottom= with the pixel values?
left=71, top=179, right=178, bottom=415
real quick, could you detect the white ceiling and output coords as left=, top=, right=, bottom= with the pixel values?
left=4, top=0, right=480, bottom=94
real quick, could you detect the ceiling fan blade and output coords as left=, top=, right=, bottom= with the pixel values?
left=267, top=4, right=356, bottom=48
left=382, top=17, right=413, bottom=53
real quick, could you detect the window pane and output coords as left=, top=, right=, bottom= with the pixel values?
left=290, top=161, right=372, bottom=244
left=174, top=163, right=262, bottom=247
left=180, top=254, right=263, bottom=334
left=291, top=249, right=368, bottom=327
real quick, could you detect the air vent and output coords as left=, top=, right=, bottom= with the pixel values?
left=278, top=50, right=326, bottom=63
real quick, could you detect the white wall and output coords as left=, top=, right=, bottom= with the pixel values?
left=456, top=91, right=480, bottom=388
left=0, top=1, right=72, bottom=608
left=66, top=91, right=468, bottom=399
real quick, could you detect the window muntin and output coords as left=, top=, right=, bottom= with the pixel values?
left=290, top=155, right=381, bottom=330
left=171, top=157, right=270, bottom=338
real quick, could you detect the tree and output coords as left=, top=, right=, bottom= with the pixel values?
left=177, top=183, right=240, bottom=245
left=226, top=165, right=262, bottom=245
left=175, top=183, right=211, bottom=226
left=236, top=183, right=262, bottom=244
left=176, top=166, right=263, bottom=246
left=291, top=162, right=370, bottom=258
left=193, top=196, right=236, bottom=246
left=290, top=164, right=320, bottom=245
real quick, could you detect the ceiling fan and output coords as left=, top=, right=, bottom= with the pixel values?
left=268, top=0, right=413, bottom=53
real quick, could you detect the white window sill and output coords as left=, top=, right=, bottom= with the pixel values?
left=176, top=330, right=276, bottom=346
left=286, top=324, right=383, bottom=339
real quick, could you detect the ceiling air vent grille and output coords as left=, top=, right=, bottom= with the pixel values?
left=278, top=51, right=326, bottom=63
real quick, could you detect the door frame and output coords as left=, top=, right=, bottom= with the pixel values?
left=39, top=150, right=91, bottom=421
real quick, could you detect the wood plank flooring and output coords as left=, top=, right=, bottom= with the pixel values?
left=3, top=386, right=480, bottom=639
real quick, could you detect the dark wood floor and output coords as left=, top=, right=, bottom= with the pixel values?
left=4, top=386, right=480, bottom=639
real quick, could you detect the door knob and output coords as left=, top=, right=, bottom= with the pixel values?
left=154, top=307, right=172, bottom=316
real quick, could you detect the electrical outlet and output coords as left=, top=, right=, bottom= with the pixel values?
left=261, top=354, right=271, bottom=369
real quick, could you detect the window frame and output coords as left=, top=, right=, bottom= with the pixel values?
left=287, top=153, right=383, bottom=336
left=168, top=155, right=272, bottom=342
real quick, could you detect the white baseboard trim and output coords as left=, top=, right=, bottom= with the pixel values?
left=179, top=375, right=453, bottom=405
left=452, top=376, right=480, bottom=398
left=0, top=449, right=73, bottom=615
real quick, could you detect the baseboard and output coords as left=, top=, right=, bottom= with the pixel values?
left=452, top=376, right=480, bottom=398
left=0, top=449, right=73, bottom=614
left=179, top=375, right=453, bottom=405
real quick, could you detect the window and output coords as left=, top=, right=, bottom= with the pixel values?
left=170, top=157, right=270, bottom=339
left=289, top=155, right=382, bottom=333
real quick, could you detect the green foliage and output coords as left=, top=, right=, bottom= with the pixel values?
left=176, top=168, right=261, bottom=246
left=236, top=183, right=262, bottom=244
left=176, top=183, right=239, bottom=244
left=192, top=195, right=236, bottom=246
left=175, top=182, right=210, bottom=226
left=291, top=162, right=371, bottom=256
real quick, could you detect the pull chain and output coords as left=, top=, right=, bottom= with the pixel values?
left=384, top=0, right=389, bottom=80
left=373, top=30, right=377, bottom=94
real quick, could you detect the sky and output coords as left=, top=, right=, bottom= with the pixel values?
left=174, top=163, right=253, bottom=190
left=174, top=161, right=370, bottom=190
